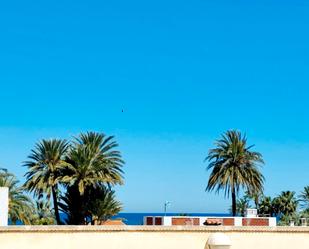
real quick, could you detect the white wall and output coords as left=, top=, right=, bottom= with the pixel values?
left=0, top=226, right=308, bottom=249
left=0, top=187, right=9, bottom=226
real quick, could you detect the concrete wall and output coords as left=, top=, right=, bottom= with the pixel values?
left=0, top=226, right=308, bottom=249
left=153, top=216, right=276, bottom=226
left=0, top=187, right=8, bottom=226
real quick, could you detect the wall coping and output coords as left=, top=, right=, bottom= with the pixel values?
left=0, top=225, right=308, bottom=233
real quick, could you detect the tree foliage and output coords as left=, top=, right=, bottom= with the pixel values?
left=234, top=197, right=251, bottom=216
left=23, top=139, right=70, bottom=224
left=60, top=185, right=122, bottom=224
left=30, top=200, right=56, bottom=225
left=0, top=169, right=33, bottom=224
left=258, top=196, right=273, bottom=216
left=299, top=186, right=309, bottom=211
left=272, top=191, right=298, bottom=217
left=63, top=132, right=124, bottom=195
left=23, top=131, right=124, bottom=225
left=206, top=130, right=264, bottom=216
left=58, top=132, right=124, bottom=224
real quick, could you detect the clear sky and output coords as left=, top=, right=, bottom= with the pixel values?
left=0, top=0, right=308, bottom=213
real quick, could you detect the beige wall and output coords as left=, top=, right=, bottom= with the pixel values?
left=0, top=226, right=308, bottom=249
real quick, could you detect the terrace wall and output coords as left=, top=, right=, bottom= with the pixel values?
left=144, top=216, right=276, bottom=226
left=0, top=226, right=308, bottom=249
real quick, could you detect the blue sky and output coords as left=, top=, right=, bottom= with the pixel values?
left=0, top=0, right=308, bottom=212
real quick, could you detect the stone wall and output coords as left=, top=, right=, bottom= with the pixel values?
left=0, top=226, right=308, bottom=249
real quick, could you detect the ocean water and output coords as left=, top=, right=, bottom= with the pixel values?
left=11, top=212, right=230, bottom=225
left=112, top=213, right=230, bottom=225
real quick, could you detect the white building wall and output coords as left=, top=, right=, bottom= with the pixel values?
left=199, top=217, right=206, bottom=226
left=269, top=217, right=277, bottom=227
left=0, top=187, right=9, bottom=226
left=163, top=217, right=172, bottom=226
left=234, top=217, right=243, bottom=226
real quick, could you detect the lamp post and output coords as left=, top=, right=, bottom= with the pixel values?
left=207, top=233, right=232, bottom=249
left=164, top=201, right=171, bottom=216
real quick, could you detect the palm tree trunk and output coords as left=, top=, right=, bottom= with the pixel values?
left=52, top=186, right=61, bottom=225
left=255, top=198, right=259, bottom=210
left=232, top=188, right=237, bottom=216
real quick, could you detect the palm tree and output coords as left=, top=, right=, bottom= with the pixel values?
left=23, top=139, right=70, bottom=224
left=272, top=191, right=298, bottom=217
left=205, top=130, right=264, bottom=216
left=31, top=200, right=56, bottom=225
left=60, top=185, right=122, bottom=225
left=63, top=132, right=124, bottom=195
left=245, top=189, right=262, bottom=209
left=0, top=169, right=33, bottom=224
left=278, top=213, right=299, bottom=226
left=59, top=185, right=85, bottom=224
left=299, top=186, right=309, bottom=210
left=60, top=131, right=124, bottom=224
left=234, top=197, right=251, bottom=216
left=88, top=186, right=122, bottom=223
left=258, top=196, right=273, bottom=216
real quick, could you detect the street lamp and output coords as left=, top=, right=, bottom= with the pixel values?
left=164, top=201, right=171, bottom=216
left=207, top=233, right=232, bottom=249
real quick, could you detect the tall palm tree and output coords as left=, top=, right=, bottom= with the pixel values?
left=23, top=139, right=70, bottom=224
left=0, top=169, right=33, bottom=224
left=205, top=130, right=264, bottom=216
left=59, top=185, right=85, bottom=224
left=63, top=132, right=124, bottom=195
left=299, top=186, right=309, bottom=210
left=60, top=131, right=124, bottom=224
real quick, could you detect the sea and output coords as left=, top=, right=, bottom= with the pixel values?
left=11, top=212, right=230, bottom=225
left=112, top=213, right=230, bottom=225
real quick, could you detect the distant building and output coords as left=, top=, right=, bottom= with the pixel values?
left=144, top=209, right=276, bottom=227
